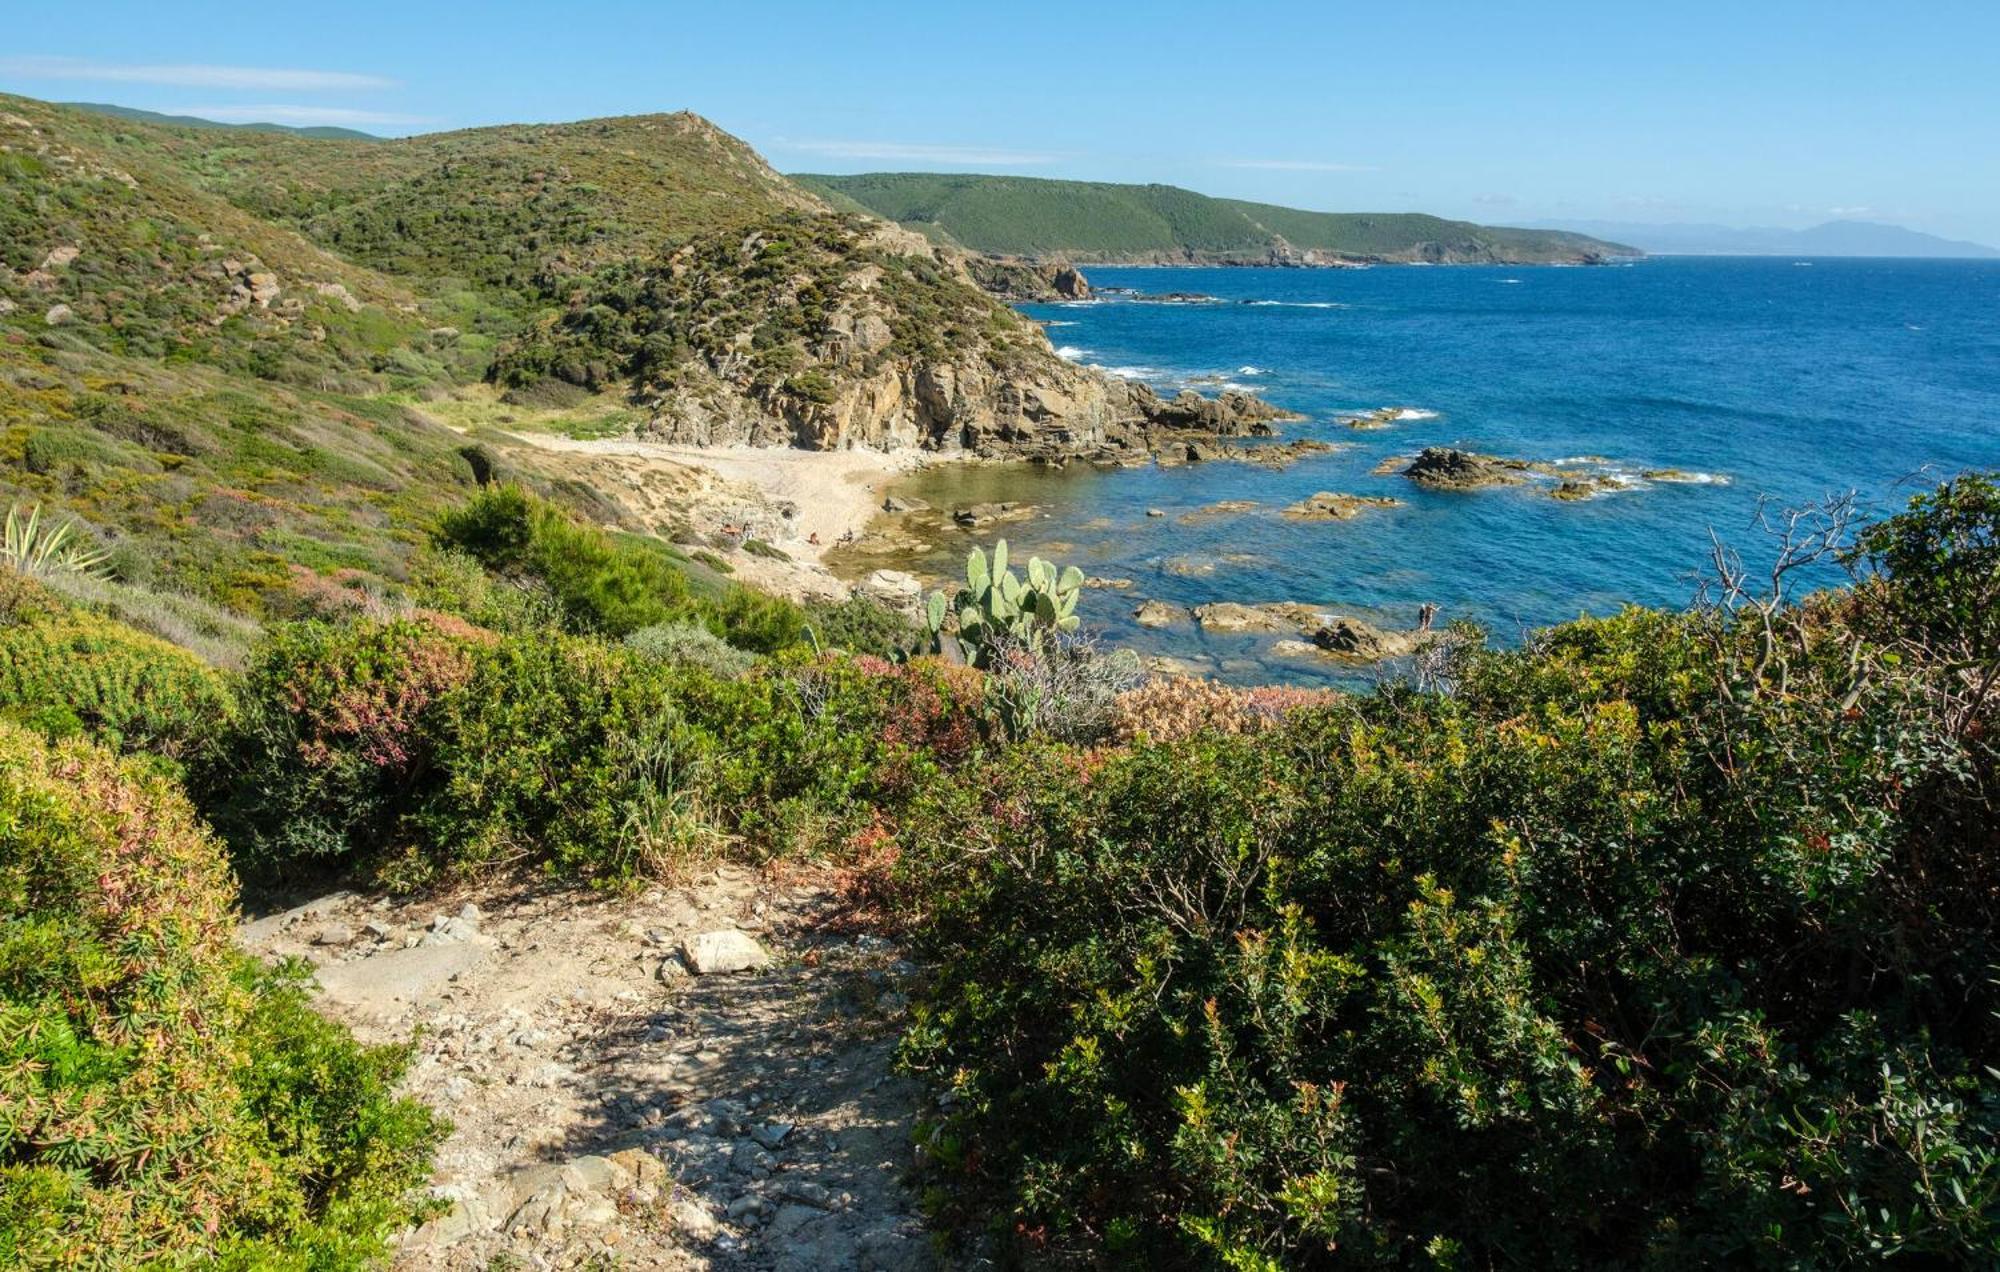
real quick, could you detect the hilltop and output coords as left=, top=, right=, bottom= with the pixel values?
left=794, top=172, right=1638, bottom=264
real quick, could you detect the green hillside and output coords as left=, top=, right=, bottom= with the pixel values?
left=0, top=95, right=826, bottom=619
left=0, top=95, right=1121, bottom=619
left=795, top=172, right=1639, bottom=263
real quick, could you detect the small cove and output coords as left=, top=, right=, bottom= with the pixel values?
left=832, top=257, right=2000, bottom=683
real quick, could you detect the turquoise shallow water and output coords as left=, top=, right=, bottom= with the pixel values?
left=872, top=257, right=2000, bottom=684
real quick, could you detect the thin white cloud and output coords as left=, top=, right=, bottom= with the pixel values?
left=1219, top=158, right=1375, bottom=173
left=1827, top=205, right=1875, bottom=218
left=168, top=104, right=431, bottom=127
left=779, top=139, right=1060, bottom=166
left=0, top=55, right=394, bottom=91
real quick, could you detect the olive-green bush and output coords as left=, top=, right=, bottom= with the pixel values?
left=893, top=479, right=2000, bottom=1268
left=0, top=721, right=442, bottom=1267
left=0, top=570, right=235, bottom=764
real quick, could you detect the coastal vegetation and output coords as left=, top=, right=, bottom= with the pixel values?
left=5, top=458, right=1995, bottom=1264
left=794, top=173, right=1638, bottom=264
left=1, top=90, right=1994, bottom=1268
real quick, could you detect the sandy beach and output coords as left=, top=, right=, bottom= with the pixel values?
left=521, top=437, right=926, bottom=561
left=509, top=433, right=933, bottom=602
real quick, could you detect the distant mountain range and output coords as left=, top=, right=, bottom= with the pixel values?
left=63, top=101, right=384, bottom=141
left=797, top=173, right=1637, bottom=266
left=1529, top=218, right=1998, bottom=259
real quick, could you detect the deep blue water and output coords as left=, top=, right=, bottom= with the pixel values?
left=883, top=257, right=2000, bottom=683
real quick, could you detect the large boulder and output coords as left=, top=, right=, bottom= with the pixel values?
left=1192, top=602, right=1295, bottom=633
left=1313, top=617, right=1423, bottom=660
left=682, top=930, right=771, bottom=975
left=1133, top=600, right=1184, bottom=628
left=1051, top=265, right=1091, bottom=299
left=856, top=569, right=924, bottom=618
left=1403, top=447, right=1528, bottom=490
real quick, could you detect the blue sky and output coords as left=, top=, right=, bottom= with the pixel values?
left=6, top=0, right=1997, bottom=244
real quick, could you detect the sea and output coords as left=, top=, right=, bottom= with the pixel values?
left=864, top=257, right=2000, bottom=684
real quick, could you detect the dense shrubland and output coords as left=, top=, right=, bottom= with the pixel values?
left=894, top=477, right=2000, bottom=1267
left=2, top=472, right=1995, bottom=1266
left=0, top=719, right=442, bottom=1267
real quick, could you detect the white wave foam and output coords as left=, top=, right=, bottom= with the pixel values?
left=1043, top=319, right=1079, bottom=328
left=1245, top=300, right=1346, bottom=309
left=1391, top=408, right=1439, bottom=421
left=1237, top=365, right=1264, bottom=375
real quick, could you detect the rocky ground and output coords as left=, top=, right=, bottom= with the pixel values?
left=238, top=866, right=946, bottom=1270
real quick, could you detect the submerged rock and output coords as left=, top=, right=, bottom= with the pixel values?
left=1177, top=499, right=1261, bottom=524
left=1133, top=600, right=1185, bottom=628
left=952, top=501, right=1038, bottom=528
left=1282, top=491, right=1402, bottom=521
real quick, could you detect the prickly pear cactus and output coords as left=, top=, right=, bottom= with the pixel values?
left=921, top=539, right=1086, bottom=668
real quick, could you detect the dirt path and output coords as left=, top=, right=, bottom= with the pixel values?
left=238, top=866, right=941, bottom=1270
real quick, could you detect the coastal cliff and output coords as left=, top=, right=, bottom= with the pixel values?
left=490, top=213, right=1288, bottom=461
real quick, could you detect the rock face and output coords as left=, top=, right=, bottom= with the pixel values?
left=967, top=255, right=1093, bottom=301
left=1403, top=447, right=1529, bottom=490
left=1051, top=265, right=1091, bottom=300
left=1133, top=600, right=1184, bottom=628
left=1128, top=385, right=1291, bottom=433
left=492, top=214, right=1298, bottom=463
left=1282, top=491, right=1402, bottom=521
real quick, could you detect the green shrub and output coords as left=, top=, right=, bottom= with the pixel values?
left=436, top=485, right=695, bottom=637
left=408, top=632, right=723, bottom=886
left=805, top=594, right=914, bottom=659
left=899, top=597, right=1999, bottom=1266
left=31, top=569, right=263, bottom=670
left=0, top=721, right=442, bottom=1267
left=217, top=616, right=478, bottom=868
left=1852, top=470, right=2000, bottom=668
left=626, top=620, right=760, bottom=679
left=0, top=571, right=235, bottom=763
left=218, top=616, right=730, bottom=887
left=403, top=544, right=557, bottom=634
left=670, top=653, right=993, bottom=858
left=710, top=584, right=807, bottom=654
